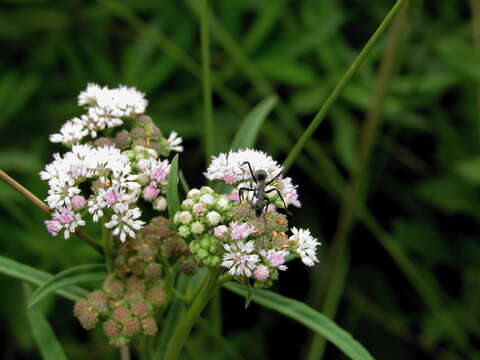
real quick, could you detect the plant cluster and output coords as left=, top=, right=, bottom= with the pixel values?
left=39, top=84, right=320, bottom=349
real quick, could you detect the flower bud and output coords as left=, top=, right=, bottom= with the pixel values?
left=142, top=317, right=158, bottom=336
left=103, top=319, right=120, bottom=338
left=191, top=221, right=205, bottom=234
left=206, top=211, right=221, bottom=226
left=123, top=317, right=141, bottom=337
left=153, top=196, right=167, bottom=211
left=71, top=195, right=86, bottom=210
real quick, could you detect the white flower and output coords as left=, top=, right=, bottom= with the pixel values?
left=105, top=204, right=145, bottom=242
left=204, top=148, right=301, bottom=209
left=290, top=227, right=320, bottom=266
left=78, top=83, right=104, bottom=106
left=204, top=148, right=282, bottom=184
left=222, top=240, right=259, bottom=277
left=166, top=131, right=183, bottom=152
left=50, top=118, right=88, bottom=145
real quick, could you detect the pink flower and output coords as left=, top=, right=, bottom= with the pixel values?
left=104, top=188, right=121, bottom=205
left=152, top=166, right=167, bottom=184
left=262, top=249, right=288, bottom=270
left=254, top=265, right=270, bottom=281
left=143, top=183, right=160, bottom=201
left=44, top=219, right=61, bottom=236
left=71, top=195, right=86, bottom=210
left=229, top=222, right=255, bottom=240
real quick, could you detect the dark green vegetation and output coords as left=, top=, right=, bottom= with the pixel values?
left=0, top=1, right=477, bottom=359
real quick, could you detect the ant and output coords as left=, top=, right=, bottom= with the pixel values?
left=238, top=161, right=291, bottom=217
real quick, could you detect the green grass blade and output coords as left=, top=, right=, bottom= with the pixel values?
left=283, top=0, right=408, bottom=172
left=24, top=283, right=69, bottom=360
left=29, top=264, right=107, bottom=307
left=224, top=282, right=375, bottom=360
left=167, top=154, right=181, bottom=220
left=231, top=96, right=278, bottom=150
left=0, top=255, right=87, bottom=301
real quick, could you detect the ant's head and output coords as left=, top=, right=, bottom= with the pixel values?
left=255, top=169, right=268, bottom=181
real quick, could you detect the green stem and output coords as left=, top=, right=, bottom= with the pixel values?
left=200, top=0, right=214, bottom=164
left=120, top=346, right=130, bottom=360
left=164, top=269, right=220, bottom=360
left=282, top=0, right=407, bottom=172
left=102, top=221, right=113, bottom=273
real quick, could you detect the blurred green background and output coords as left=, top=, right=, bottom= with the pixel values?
left=0, top=0, right=478, bottom=359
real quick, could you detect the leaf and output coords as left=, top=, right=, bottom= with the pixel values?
left=224, top=282, right=375, bottom=360
left=455, top=157, right=480, bottom=185
left=24, top=283, right=69, bottom=360
left=167, top=154, right=180, bottom=220
left=0, top=255, right=87, bottom=302
left=231, top=96, right=278, bottom=151
left=29, top=264, right=107, bottom=307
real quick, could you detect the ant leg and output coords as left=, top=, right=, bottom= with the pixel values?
left=240, top=161, right=258, bottom=183
left=265, top=188, right=292, bottom=215
left=266, top=171, right=283, bottom=186
left=263, top=197, right=271, bottom=223
left=239, top=187, right=256, bottom=203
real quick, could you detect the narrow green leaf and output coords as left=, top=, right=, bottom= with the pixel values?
left=0, top=255, right=87, bottom=301
left=231, top=96, right=278, bottom=151
left=29, top=264, right=107, bottom=307
left=24, top=283, right=69, bottom=360
left=167, top=154, right=181, bottom=219
left=224, top=282, right=375, bottom=360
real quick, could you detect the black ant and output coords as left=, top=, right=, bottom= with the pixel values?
left=238, top=161, right=291, bottom=217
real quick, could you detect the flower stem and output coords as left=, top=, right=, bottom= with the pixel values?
left=282, top=0, right=408, bottom=172
left=101, top=220, right=113, bottom=272
left=164, top=269, right=220, bottom=360
left=0, top=169, right=103, bottom=254
left=120, top=345, right=130, bottom=360
left=200, top=0, right=214, bottom=164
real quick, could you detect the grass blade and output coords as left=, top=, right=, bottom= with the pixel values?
left=283, top=0, right=408, bottom=172
left=24, top=283, right=69, bottom=360
left=167, top=154, right=180, bottom=220
left=224, top=282, right=375, bottom=360
left=231, top=96, right=278, bottom=150
left=0, top=255, right=87, bottom=301
left=29, top=264, right=106, bottom=307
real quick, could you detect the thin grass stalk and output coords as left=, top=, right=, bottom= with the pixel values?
left=283, top=0, right=408, bottom=172
left=200, top=0, right=214, bottom=163
left=306, top=3, right=412, bottom=358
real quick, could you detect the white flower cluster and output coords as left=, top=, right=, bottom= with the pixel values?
left=51, top=84, right=147, bottom=145
left=41, top=84, right=179, bottom=242
left=173, top=184, right=320, bottom=286
left=204, top=148, right=301, bottom=208
left=219, top=222, right=321, bottom=283
left=41, top=144, right=171, bottom=241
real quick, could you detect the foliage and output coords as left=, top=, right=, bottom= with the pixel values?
left=0, top=1, right=477, bottom=359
